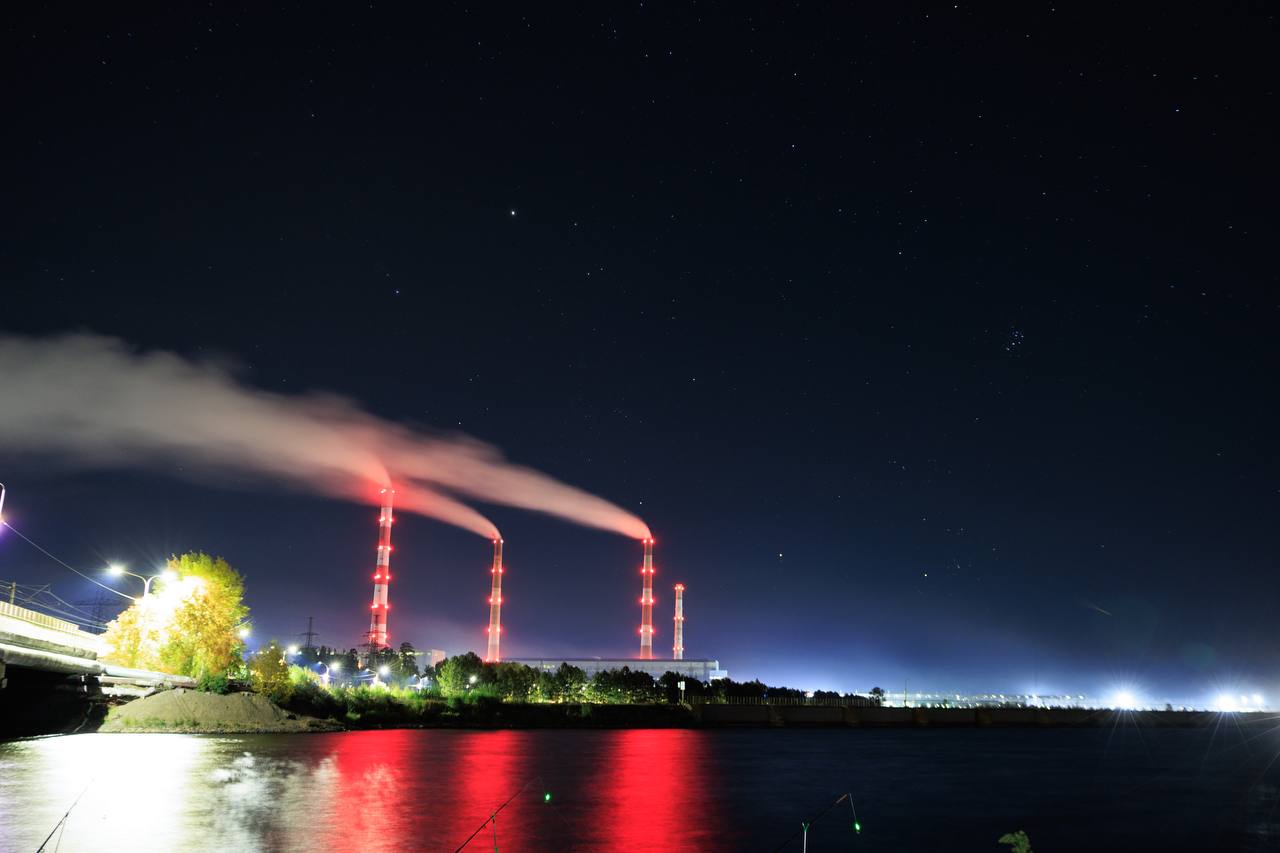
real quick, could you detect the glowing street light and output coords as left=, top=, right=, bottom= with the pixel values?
left=107, top=564, right=175, bottom=598
left=286, top=645, right=299, bottom=656
left=378, top=665, right=390, bottom=677
left=237, top=626, right=251, bottom=640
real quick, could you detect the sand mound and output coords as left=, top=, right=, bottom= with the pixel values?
left=101, top=688, right=337, bottom=733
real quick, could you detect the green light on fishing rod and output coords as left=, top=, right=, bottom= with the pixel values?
left=543, top=792, right=552, bottom=803
left=854, top=821, right=862, bottom=833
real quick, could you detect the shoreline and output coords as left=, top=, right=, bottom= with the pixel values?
left=64, top=689, right=1274, bottom=735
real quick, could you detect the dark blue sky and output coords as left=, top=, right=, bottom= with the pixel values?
left=2, top=4, right=1276, bottom=700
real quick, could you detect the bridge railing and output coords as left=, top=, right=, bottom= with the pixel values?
left=0, top=599, right=82, bottom=634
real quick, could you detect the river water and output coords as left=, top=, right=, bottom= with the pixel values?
left=2, top=725, right=1278, bottom=851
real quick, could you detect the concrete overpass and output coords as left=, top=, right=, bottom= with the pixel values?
left=1, top=599, right=193, bottom=734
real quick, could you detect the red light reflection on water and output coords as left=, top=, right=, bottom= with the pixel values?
left=224, top=729, right=723, bottom=851
left=322, top=729, right=422, bottom=850
left=593, top=729, right=720, bottom=851
left=453, top=730, right=522, bottom=847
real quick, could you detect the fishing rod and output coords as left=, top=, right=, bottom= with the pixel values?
left=454, top=778, right=536, bottom=852
left=772, top=791, right=861, bottom=852
left=453, top=774, right=568, bottom=852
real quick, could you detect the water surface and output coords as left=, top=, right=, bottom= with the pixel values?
left=2, top=724, right=1277, bottom=851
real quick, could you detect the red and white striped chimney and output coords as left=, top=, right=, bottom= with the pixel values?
left=639, top=537, right=655, bottom=659
left=368, top=488, right=394, bottom=648
left=486, top=537, right=504, bottom=662
left=673, top=583, right=685, bottom=660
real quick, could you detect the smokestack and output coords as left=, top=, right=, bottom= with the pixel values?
left=639, top=537, right=655, bottom=659
left=486, top=537, right=504, bottom=662
left=673, top=583, right=685, bottom=660
left=368, top=488, right=394, bottom=649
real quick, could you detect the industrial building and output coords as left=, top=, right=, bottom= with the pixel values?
left=880, top=691, right=1090, bottom=709
left=508, top=657, right=727, bottom=682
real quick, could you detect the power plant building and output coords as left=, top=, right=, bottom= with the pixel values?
left=507, top=657, right=727, bottom=682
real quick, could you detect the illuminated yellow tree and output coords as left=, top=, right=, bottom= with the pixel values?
left=101, top=552, right=249, bottom=679
left=248, top=640, right=293, bottom=702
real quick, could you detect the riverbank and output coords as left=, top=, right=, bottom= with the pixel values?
left=85, top=687, right=1270, bottom=734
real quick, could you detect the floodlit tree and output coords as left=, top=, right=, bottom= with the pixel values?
left=396, top=641, right=420, bottom=679
left=249, top=640, right=292, bottom=702
left=494, top=661, right=536, bottom=701
left=101, top=552, right=249, bottom=680
left=436, top=652, right=489, bottom=697
left=551, top=662, right=587, bottom=702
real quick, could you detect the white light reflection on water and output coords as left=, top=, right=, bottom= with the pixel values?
left=0, top=734, right=349, bottom=853
left=0, top=734, right=207, bottom=851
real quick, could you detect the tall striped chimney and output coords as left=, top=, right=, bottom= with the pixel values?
left=486, top=537, right=504, bottom=662
left=639, top=537, right=655, bottom=659
left=368, top=488, right=394, bottom=648
left=673, top=583, right=685, bottom=660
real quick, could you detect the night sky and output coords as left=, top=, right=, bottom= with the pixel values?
left=2, top=4, right=1276, bottom=700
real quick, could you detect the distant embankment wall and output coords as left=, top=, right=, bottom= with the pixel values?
left=693, top=705, right=1243, bottom=728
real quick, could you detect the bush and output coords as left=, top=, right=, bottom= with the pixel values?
left=196, top=673, right=232, bottom=694
left=248, top=641, right=293, bottom=704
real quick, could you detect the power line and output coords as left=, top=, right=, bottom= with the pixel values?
left=1, top=581, right=111, bottom=629
left=1, top=520, right=134, bottom=600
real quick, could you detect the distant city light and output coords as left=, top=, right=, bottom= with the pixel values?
left=1111, top=690, right=1139, bottom=710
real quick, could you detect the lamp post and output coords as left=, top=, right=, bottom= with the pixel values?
left=107, top=564, right=177, bottom=598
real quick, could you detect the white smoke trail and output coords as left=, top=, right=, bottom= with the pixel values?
left=0, top=334, right=650, bottom=539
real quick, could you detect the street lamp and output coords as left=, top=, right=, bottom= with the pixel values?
left=107, top=564, right=175, bottom=598
left=238, top=627, right=251, bottom=640
left=286, top=645, right=299, bottom=656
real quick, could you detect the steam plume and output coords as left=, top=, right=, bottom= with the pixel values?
left=0, top=334, right=650, bottom=540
